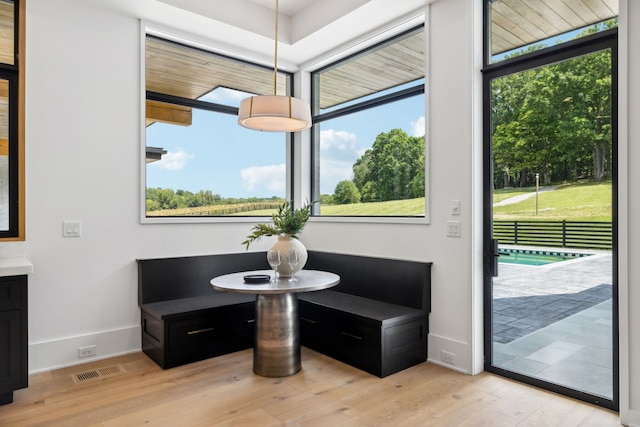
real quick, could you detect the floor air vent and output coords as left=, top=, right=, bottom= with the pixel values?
left=72, top=365, right=124, bottom=384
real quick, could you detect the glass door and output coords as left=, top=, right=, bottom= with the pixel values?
left=483, top=40, right=618, bottom=410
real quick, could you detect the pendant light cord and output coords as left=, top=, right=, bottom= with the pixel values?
left=273, top=0, right=279, bottom=96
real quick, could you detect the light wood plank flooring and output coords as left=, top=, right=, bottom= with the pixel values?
left=0, top=348, right=620, bottom=426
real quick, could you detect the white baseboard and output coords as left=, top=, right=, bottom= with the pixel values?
left=427, top=333, right=473, bottom=374
left=29, top=325, right=141, bottom=374
left=624, top=409, right=640, bottom=427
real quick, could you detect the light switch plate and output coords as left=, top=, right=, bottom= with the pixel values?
left=63, top=221, right=82, bottom=237
left=451, top=200, right=460, bottom=215
left=447, top=220, right=461, bottom=237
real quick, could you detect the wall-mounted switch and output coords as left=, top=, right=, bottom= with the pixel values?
left=447, top=220, right=461, bottom=237
left=451, top=200, right=460, bottom=215
left=63, top=221, right=82, bottom=237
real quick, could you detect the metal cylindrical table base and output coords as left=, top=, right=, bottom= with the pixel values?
left=253, top=293, right=300, bottom=377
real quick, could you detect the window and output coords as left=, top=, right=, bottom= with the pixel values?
left=0, top=0, right=22, bottom=239
left=144, top=35, right=292, bottom=220
left=311, top=26, right=426, bottom=217
left=487, top=0, right=618, bottom=64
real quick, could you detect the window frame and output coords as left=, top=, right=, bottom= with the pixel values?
left=140, top=31, right=295, bottom=224
left=482, top=4, right=619, bottom=409
left=0, top=0, right=23, bottom=240
left=309, top=25, right=429, bottom=223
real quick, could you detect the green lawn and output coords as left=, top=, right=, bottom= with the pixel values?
left=493, top=181, right=612, bottom=221
left=159, top=181, right=611, bottom=221
left=236, top=198, right=425, bottom=217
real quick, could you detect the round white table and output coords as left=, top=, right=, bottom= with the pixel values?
left=211, top=269, right=339, bottom=377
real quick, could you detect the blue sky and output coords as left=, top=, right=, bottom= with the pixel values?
left=146, top=90, right=425, bottom=198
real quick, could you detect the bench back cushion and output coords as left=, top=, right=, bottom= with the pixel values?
left=138, top=252, right=268, bottom=305
left=305, top=251, right=431, bottom=312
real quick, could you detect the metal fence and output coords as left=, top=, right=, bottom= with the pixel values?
left=493, top=220, right=612, bottom=250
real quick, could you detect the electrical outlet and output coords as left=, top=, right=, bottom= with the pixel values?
left=441, top=350, right=456, bottom=365
left=78, top=345, right=96, bottom=359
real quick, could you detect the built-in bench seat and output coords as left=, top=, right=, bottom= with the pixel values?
left=137, top=250, right=431, bottom=377
left=137, top=252, right=267, bottom=369
left=300, top=251, right=431, bottom=377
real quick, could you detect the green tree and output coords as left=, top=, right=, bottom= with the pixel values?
left=333, top=180, right=361, bottom=204
left=320, top=194, right=334, bottom=205
left=352, top=129, right=425, bottom=202
left=491, top=43, right=612, bottom=188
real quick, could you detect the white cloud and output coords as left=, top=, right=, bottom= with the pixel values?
left=153, top=149, right=194, bottom=171
left=319, top=129, right=363, bottom=194
left=241, top=163, right=286, bottom=193
left=320, top=129, right=361, bottom=160
left=411, top=116, right=425, bottom=137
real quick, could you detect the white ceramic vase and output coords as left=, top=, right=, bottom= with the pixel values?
left=270, top=235, right=307, bottom=278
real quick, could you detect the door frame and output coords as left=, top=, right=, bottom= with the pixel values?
left=482, top=29, right=619, bottom=411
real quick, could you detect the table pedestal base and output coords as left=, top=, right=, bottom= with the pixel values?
left=253, top=293, right=300, bottom=377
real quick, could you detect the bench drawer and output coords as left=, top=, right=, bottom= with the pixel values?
left=299, top=301, right=334, bottom=350
left=169, top=315, right=226, bottom=348
left=165, top=311, right=238, bottom=368
left=329, top=313, right=381, bottom=375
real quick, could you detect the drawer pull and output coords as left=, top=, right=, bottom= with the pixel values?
left=340, top=331, right=363, bottom=341
left=247, top=319, right=255, bottom=324
left=300, top=317, right=316, bottom=325
left=187, top=327, right=215, bottom=335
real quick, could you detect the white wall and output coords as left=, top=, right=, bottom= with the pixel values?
left=621, top=0, right=639, bottom=424
left=24, top=0, right=259, bottom=371
left=17, top=0, right=638, bottom=424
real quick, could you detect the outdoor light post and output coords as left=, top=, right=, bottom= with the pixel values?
left=535, top=173, right=540, bottom=215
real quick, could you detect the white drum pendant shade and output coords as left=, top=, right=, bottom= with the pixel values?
left=238, top=95, right=312, bottom=132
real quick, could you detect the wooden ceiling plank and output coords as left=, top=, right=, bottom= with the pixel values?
left=146, top=37, right=285, bottom=101
left=583, top=0, right=618, bottom=19
left=520, top=0, right=574, bottom=33
left=491, top=11, right=532, bottom=50
left=490, top=32, right=515, bottom=55
left=145, top=100, right=192, bottom=126
left=562, top=0, right=600, bottom=24
left=491, top=0, right=617, bottom=55
left=0, top=2, right=13, bottom=64
left=493, top=2, right=552, bottom=41
left=534, top=0, right=588, bottom=27
left=600, top=0, right=619, bottom=13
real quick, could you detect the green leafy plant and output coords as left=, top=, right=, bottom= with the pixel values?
left=242, top=201, right=314, bottom=249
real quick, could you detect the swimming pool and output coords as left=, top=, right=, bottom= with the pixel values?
left=498, top=248, right=592, bottom=266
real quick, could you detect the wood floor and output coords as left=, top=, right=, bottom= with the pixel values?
left=0, top=348, right=620, bottom=426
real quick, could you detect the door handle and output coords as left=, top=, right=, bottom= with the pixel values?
left=492, top=239, right=500, bottom=277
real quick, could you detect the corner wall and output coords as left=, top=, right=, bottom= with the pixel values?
left=22, top=0, right=478, bottom=376
left=304, top=0, right=481, bottom=374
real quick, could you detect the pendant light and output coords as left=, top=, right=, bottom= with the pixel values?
left=237, top=0, right=312, bottom=132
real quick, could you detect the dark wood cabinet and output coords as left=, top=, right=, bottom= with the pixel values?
left=0, top=275, right=27, bottom=405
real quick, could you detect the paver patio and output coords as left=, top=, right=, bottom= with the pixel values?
left=491, top=246, right=614, bottom=399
